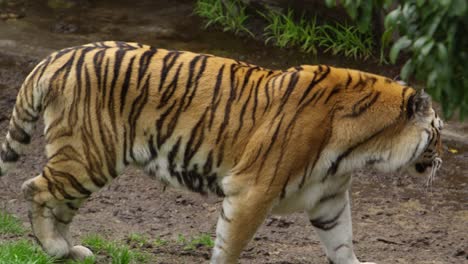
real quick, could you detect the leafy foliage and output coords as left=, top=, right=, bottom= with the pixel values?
left=325, top=0, right=393, bottom=33
left=386, top=0, right=468, bottom=119
left=326, top=0, right=468, bottom=119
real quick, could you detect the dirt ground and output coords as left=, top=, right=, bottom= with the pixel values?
left=0, top=1, right=467, bottom=263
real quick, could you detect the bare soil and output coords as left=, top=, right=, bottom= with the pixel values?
left=0, top=1, right=467, bottom=263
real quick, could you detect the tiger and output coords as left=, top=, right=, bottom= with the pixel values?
left=0, top=41, right=443, bottom=264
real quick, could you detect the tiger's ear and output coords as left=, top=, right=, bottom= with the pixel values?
left=407, top=89, right=432, bottom=119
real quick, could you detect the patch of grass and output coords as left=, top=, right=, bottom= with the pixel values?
left=177, top=233, right=214, bottom=250
left=194, top=0, right=253, bottom=36
left=176, top=233, right=188, bottom=245
left=188, top=233, right=214, bottom=249
left=83, top=234, right=149, bottom=264
left=153, top=237, right=168, bottom=247
left=259, top=8, right=319, bottom=54
left=127, top=233, right=148, bottom=248
left=0, top=210, right=25, bottom=235
left=0, top=240, right=55, bottom=264
left=317, top=23, right=373, bottom=60
left=259, top=7, right=373, bottom=59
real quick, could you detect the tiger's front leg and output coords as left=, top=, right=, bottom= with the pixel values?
left=308, top=191, right=376, bottom=264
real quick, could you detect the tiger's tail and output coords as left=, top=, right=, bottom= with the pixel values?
left=0, top=62, right=46, bottom=177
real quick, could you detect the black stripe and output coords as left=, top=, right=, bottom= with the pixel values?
left=237, top=67, right=255, bottom=101
left=216, top=64, right=237, bottom=144
left=119, top=56, right=136, bottom=114
left=275, top=72, right=299, bottom=117
left=324, top=85, right=341, bottom=103
left=46, top=166, right=92, bottom=197
left=235, top=144, right=263, bottom=174
left=280, top=174, right=290, bottom=199
left=299, top=106, right=343, bottom=188
left=217, top=136, right=226, bottom=167
left=137, top=49, right=157, bottom=85
left=345, top=71, right=352, bottom=88
left=220, top=207, right=232, bottom=223
left=158, top=63, right=184, bottom=109
left=326, top=116, right=391, bottom=177
left=49, top=50, right=77, bottom=93
left=298, top=65, right=331, bottom=105
left=184, top=56, right=208, bottom=110
left=251, top=76, right=263, bottom=127
left=310, top=205, right=346, bottom=231
left=108, top=49, right=126, bottom=131
left=351, top=73, right=366, bottom=90
left=66, top=202, right=79, bottom=211
left=256, top=115, right=285, bottom=178
left=168, top=137, right=183, bottom=184
left=263, top=76, right=271, bottom=113
left=128, top=75, right=151, bottom=161
left=209, top=65, right=225, bottom=129
left=183, top=108, right=208, bottom=166
left=148, top=135, right=157, bottom=159
left=92, top=49, right=105, bottom=92
left=344, top=91, right=381, bottom=118
left=203, top=150, right=214, bottom=175
left=158, top=51, right=181, bottom=91
left=9, top=119, right=31, bottom=144
left=233, top=86, right=254, bottom=139
left=155, top=99, right=178, bottom=147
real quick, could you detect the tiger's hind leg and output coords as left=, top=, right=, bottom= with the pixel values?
left=54, top=199, right=94, bottom=260
left=22, top=161, right=102, bottom=260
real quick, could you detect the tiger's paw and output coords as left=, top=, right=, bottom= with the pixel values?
left=360, top=262, right=377, bottom=264
left=69, top=245, right=94, bottom=261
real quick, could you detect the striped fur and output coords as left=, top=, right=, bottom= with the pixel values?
left=0, top=41, right=442, bottom=263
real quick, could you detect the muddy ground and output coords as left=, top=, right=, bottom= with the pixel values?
left=0, top=1, right=467, bottom=263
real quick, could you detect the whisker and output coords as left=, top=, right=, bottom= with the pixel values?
left=425, top=157, right=442, bottom=190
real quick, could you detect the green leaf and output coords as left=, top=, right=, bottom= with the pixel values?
left=412, top=36, right=429, bottom=51
left=400, top=59, right=414, bottom=80
left=427, top=15, right=442, bottom=36
left=427, top=70, right=439, bottom=90
left=436, top=43, right=448, bottom=61
left=384, top=8, right=401, bottom=28
left=357, top=1, right=373, bottom=33
left=325, top=0, right=336, bottom=7
left=421, top=40, right=434, bottom=56
left=449, top=0, right=467, bottom=16
left=440, top=0, right=451, bottom=8
left=416, top=0, right=426, bottom=7
left=390, top=36, right=412, bottom=63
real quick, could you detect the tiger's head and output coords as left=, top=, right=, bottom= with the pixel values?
left=404, top=90, right=443, bottom=186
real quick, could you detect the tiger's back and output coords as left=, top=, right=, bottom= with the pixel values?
left=0, top=41, right=443, bottom=264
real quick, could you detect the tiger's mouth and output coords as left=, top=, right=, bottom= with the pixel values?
left=413, top=157, right=442, bottom=187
